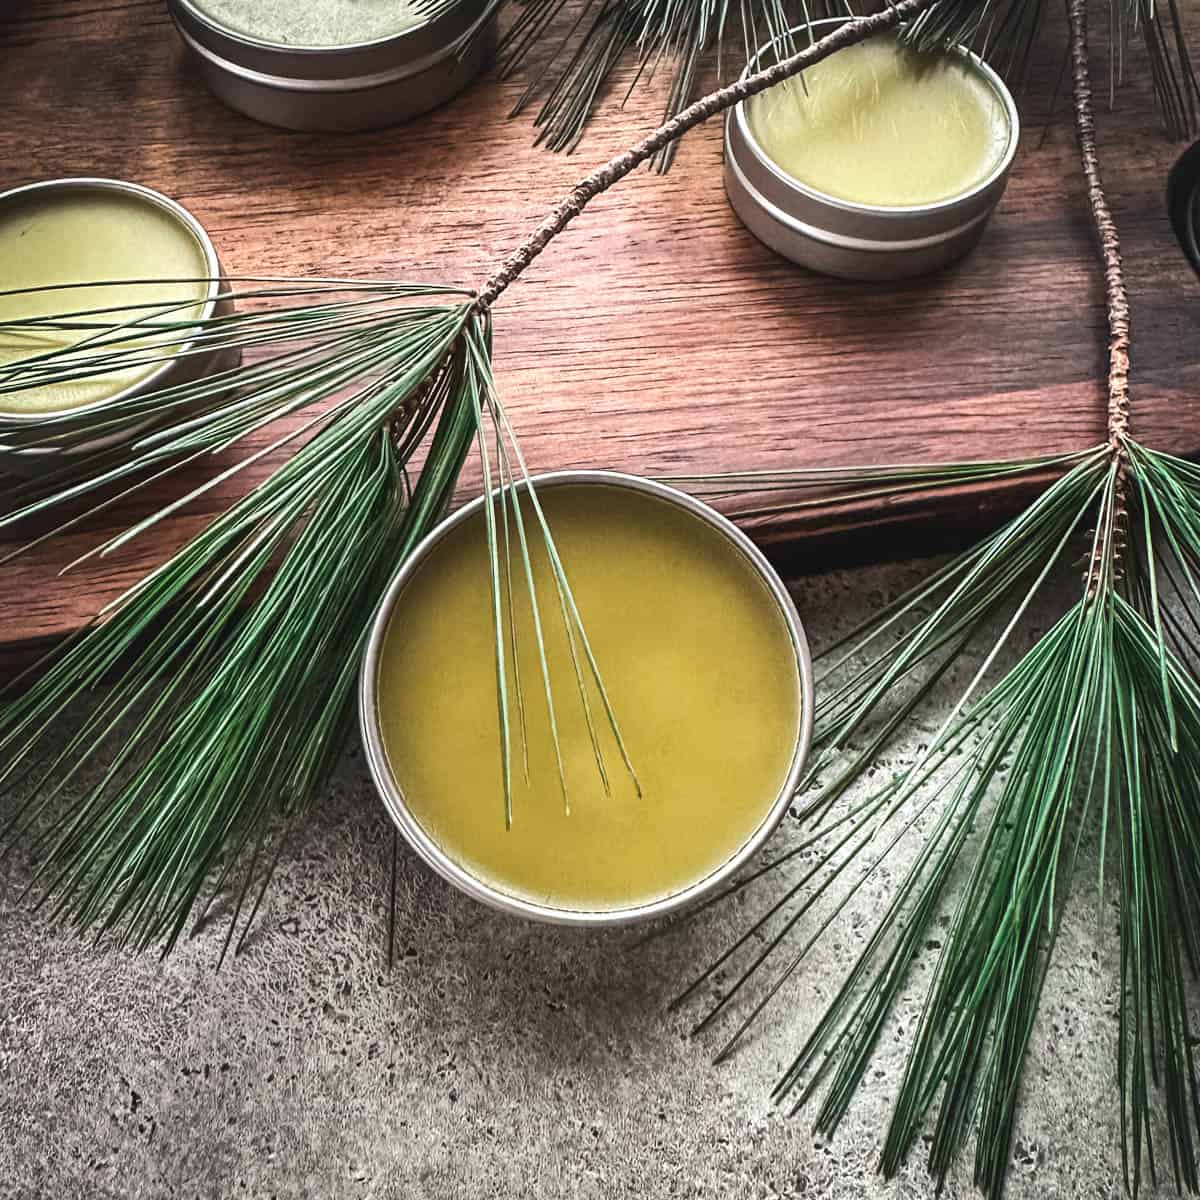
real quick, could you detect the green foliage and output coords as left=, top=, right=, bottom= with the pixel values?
left=0, top=281, right=482, bottom=955
left=675, top=443, right=1200, bottom=1197
left=0, top=275, right=634, bottom=957
left=486, top=0, right=1197, bottom=158
left=1, top=7, right=1196, bottom=1190
left=482, top=0, right=803, bottom=168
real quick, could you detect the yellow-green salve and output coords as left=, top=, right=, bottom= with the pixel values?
left=193, top=0, right=422, bottom=46
left=748, top=36, right=1011, bottom=207
left=375, top=483, right=803, bottom=912
left=0, top=188, right=208, bottom=415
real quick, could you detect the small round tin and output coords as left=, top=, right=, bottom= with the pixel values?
left=725, top=22, right=1020, bottom=280
left=359, top=470, right=815, bottom=927
left=0, top=178, right=235, bottom=473
left=168, top=0, right=496, bottom=132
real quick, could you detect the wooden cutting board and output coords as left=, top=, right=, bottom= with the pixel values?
left=2, top=0, right=1199, bottom=668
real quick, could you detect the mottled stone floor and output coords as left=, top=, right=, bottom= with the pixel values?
left=0, top=560, right=1188, bottom=1199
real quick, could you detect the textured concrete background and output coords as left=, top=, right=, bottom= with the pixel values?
left=0, top=561, right=1189, bottom=1200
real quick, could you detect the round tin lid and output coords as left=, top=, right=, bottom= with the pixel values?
left=727, top=21, right=1020, bottom=246
left=359, top=470, right=816, bottom=927
left=0, top=178, right=235, bottom=468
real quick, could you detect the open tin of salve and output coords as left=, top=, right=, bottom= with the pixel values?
left=725, top=23, right=1019, bottom=280
left=360, top=471, right=814, bottom=926
left=0, top=178, right=234, bottom=473
left=168, top=0, right=496, bottom=132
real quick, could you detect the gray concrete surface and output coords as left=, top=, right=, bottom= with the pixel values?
left=0, top=560, right=1186, bottom=1199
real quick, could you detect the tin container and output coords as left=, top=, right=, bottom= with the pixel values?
left=0, top=178, right=236, bottom=474
left=360, top=470, right=815, bottom=927
left=724, top=22, right=1020, bottom=280
left=168, top=0, right=496, bottom=132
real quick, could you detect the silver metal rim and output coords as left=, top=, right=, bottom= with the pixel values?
left=0, top=178, right=223, bottom=428
left=359, top=470, right=816, bottom=927
left=724, top=138, right=993, bottom=254
left=173, top=20, right=461, bottom=93
left=733, top=20, right=1021, bottom=221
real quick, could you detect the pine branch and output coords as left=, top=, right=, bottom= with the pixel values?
left=1071, top=0, right=1132, bottom=451
left=661, top=1, right=1200, bottom=1194
left=484, top=0, right=805, bottom=171
left=0, top=305, right=481, bottom=955
left=1071, top=0, right=1133, bottom=594
left=2, top=8, right=1198, bottom=1196
left=476, top=0, right=936, bottom=308
left=0, top=5, right=944, bottom=956
left=489, top=0, right=1197, bottom=162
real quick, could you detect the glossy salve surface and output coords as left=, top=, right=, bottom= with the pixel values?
left=373, top=481, right=804, bottom=914
left=0, top=186, right=208, bottom=415
left=748, top=35, right=1011, bottom=207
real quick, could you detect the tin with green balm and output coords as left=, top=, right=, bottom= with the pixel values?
left=361, top=473, right=815, bottom=925
left=0, top=178, right=232, bottom=471
left=725, top=27, right=1020, bottom=279
left=168, top=0, right=496, bottom=132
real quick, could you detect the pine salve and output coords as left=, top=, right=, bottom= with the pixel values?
left=192, top=0, right=422, bottom=46
left=170, top=0, right=492, bottom=133
left=747, top=36, right=1010, bottom=207
left=370, top=479, right=807, bottom=917
left=0, top=185, right=209, bottom=416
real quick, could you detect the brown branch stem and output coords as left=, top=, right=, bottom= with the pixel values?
left=1069, top=0, right=1132, bottom=447
left=1069, top=0, right=1133, bottom=585
left=474, top=0, right=937, bottom=310
left=473, top=0, right=1135, bottom=584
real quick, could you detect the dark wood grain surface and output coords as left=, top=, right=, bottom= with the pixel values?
left=1, top=0, right=1198, bottom=662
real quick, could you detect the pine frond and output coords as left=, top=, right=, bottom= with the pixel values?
left=666, top=451, right=1088, bottom=522
left=484, top=0, right=1197, bottom=160
left=903, top=0, right=1198, bottom=137
left=0, top=272, right=641, bottom=955
left=0, top=287, right=484, bottom=956
left=673, top=445, right=1200, bottom=1197
left=484, top=0, right=806, bottom=170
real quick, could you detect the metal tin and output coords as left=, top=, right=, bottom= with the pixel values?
left=724, top=22, right=1020, bottom=280
left=168, top=0, right=496, bottom=132
left=0, top=177, right=235, bottom=473
left=360, top=470, right=816, bottom=927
